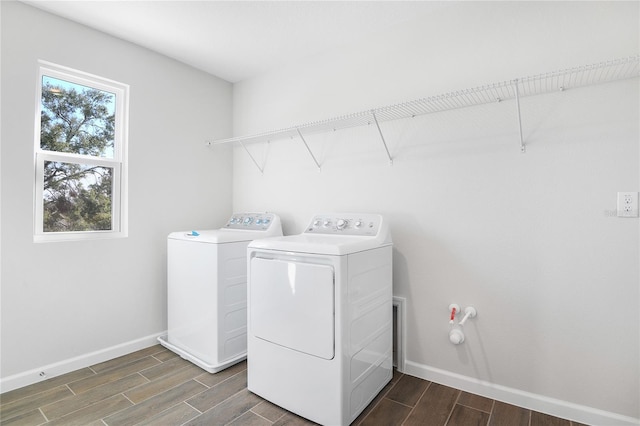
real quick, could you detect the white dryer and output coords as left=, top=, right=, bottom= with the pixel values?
left=159, top=213, right=282, bottom=373
left=247, top=213, right=393, bottom=426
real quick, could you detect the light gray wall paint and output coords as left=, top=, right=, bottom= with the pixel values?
left=1, top=1, right=232, bottom=382
left=232, top=1, right=639, bottom=421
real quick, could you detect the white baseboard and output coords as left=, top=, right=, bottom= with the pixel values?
left=403, top=361, right=639, bottom=426
left=0, top=332, right=165, bottom=394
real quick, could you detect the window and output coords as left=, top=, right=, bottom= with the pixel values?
left=34, top=61, right=129, bottom=242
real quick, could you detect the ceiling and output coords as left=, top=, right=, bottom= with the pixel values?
left=23, top=1, right=447, bottom=83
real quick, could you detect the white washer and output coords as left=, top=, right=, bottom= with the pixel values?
left=247, top=213, right=393, bottom=426
left=158, top=212, right=282, bottom=373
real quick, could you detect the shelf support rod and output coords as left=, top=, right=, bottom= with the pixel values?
left=296, top=128, right=321, bottom=170
left=240, top=142, right=264, bottom=174
left=371, top=111, right=393, bottom=164
left=513, top=79, right=526, bottom=153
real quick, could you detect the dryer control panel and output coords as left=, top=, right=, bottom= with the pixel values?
left=304, top=213, right=382, bottom=236
left=224, top=213, right=278, bottom=231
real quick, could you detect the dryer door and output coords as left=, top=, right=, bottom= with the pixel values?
left=250, top=257, right=335, bottom=360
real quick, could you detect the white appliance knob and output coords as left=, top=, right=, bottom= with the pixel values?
left=336, top=219, right=348, bottom=230
left=244, top=217, right=252, bottom=224
left=355, top=221, right=363, bottom=228
left=313, top=220, right=321, bottom=227
left=323, top=220, right=331, bottom=227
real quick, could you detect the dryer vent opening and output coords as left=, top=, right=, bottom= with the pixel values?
left=393, top=305, right=397, bottom=367
left=392, top=296, right=406, bottom=372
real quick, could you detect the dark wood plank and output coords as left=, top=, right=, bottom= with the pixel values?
left=68, top=356, right=160, bottom=394
left=148, top=348, right=179, bottom=362
left=389, top=369, right=402, bottom=385
left=447, top=404, right=490, bottom=426
left=90, top=345, right=165, bottom=374
left=250, top=399, right=288, bottom=422
left=358, top=398, right=412, bottom=426
left=0, top=385, right=72, bottom=422
left=272, top=411, right=319, bottom=425
left=41, top=373, right=148, bottom=420
left=186, top=369, right=247, bottom=412
left=45, top=394, right=133, bottom=426
left=385, top=374, right=430, bottom=406
left=0, top=409, right=46, bottom=426
left=531, top=411, right=571, bottom=426
left=457, top=391, right=493, bottom=412
left=138, top=356, right=193, bottom=381
left=489, top=400, right=530, bottom=426
left=134, top=402, right=200, bottom=425
left=403, top=382, right=460, bottom=426
left=353, top=376, right=397, bottom=425
left=228, top=410, right=273, bottom=426
left=125, top=363, right=205, bottom=403
left=103, top=379, right=206, bottom=426
left=193, top=360, right=247, bottom=387
left=0, top=368, right=94, bottom=406
left=183, top=389, right=263, bottom=426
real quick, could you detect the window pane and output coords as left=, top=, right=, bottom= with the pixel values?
left=41, top=76, right=116, bottom=158
left=43, top=161, right=113, bottom=232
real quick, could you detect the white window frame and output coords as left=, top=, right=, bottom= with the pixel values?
left=34, top=61, right=129, bottom=242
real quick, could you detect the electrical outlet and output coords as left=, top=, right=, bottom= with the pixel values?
left=617, top=192, right=639, bottom=218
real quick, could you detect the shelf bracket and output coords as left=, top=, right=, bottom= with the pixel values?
left=371, top=111, right=393, bottom=165
left=296, top=128, right=321, bottom=170
left=513, top=79, right=526, bottom=153
left=240, top=142, right=265, bottom=173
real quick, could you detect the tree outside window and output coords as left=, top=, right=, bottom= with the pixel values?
left=35, top=62, right=128, bottom=241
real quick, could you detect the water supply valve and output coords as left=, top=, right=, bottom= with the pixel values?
left=448, top=303, right=460, bottom=324
left=459, top=306, right=477, bottom=326
left=448, top=305, right=477, bottom=345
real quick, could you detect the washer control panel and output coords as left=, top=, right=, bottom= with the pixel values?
left=305, top=214, right=381, bottom=236
left=225, top=213, right=277, bottom=230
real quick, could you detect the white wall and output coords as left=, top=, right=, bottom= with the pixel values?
left=0, top=1, right=233, bottom=390
left=232, top=2, right=639, bottom=424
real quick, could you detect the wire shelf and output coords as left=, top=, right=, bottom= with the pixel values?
left=210, top=56, right=639, bottom=168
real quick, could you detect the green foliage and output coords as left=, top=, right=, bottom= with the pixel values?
left=41, top=80, right=115, bottom=232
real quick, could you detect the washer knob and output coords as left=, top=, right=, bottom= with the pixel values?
left=244, top=217, right=253, bottom=224
left=313, top=219, right=321, bottom=227
left=355, top=221, right=363, bottom=228
left=336, top=219, right=348, bottom=230
left=323, top=220, right=331, bottom=227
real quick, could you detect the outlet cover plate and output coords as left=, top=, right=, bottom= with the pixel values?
left=617, top=192, right=639, bottom=218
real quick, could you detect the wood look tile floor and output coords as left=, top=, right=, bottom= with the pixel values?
left=0, top=345, right=586, bottom=426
